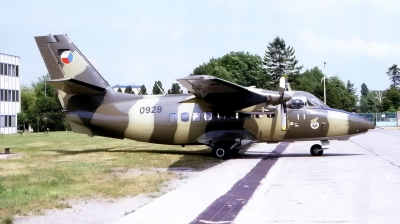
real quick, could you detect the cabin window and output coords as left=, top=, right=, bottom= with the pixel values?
left=181, top=112, right=189, bottom=122
left=192, top=112, right=200, bottom=121
left=204, top=112, right=212, bottom=121
left=169, top=113, right=177, bottom=123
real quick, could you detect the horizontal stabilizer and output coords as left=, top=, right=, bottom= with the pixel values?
left=47, top=78, right=106, bottom=94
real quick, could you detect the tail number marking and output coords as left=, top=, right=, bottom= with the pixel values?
left=140, top=106, right=162, bottom=114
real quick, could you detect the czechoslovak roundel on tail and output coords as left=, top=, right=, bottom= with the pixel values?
left=35, top=34, right=375, bottom=159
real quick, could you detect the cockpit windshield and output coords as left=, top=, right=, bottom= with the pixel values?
left=308, top=97, right=329, bottom=108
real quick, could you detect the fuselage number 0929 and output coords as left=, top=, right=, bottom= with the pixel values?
left=140, top=106, right=162, bottom=114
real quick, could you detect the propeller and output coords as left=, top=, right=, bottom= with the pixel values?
left=279, top=76, right=289, bottom=131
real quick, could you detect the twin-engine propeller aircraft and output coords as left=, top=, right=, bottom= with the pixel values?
left=35, top=34, right=375, bottom=159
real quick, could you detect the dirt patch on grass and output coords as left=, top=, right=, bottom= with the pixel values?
left=12, top=167, right=202, bottom=224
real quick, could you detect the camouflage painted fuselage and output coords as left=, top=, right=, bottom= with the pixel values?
left=64, top=92, right=373, bottom=145
left=35, top=34, right=374, bottom=149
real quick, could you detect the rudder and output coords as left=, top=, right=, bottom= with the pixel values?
left=35, top=34, right=110, bottom=97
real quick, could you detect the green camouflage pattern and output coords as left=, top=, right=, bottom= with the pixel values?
left=35, top=34, right=375, bottom=157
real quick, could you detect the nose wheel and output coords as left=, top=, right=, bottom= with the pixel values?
left=310, top=144, right=323, bottom=156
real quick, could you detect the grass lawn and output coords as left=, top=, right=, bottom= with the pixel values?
left=0, top=131, right=218, bottom=223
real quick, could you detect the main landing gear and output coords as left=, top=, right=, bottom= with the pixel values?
left=310, top=140, right=330, bottom=156
left=212, top=141, right=240, bottom=160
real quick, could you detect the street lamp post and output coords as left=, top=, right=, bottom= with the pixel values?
left=321, top=62, right=327, bottom=104
left=323, top=62, right=326, bottom=104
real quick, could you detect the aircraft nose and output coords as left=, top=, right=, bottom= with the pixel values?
left=348, top=114, right=375, bottom=134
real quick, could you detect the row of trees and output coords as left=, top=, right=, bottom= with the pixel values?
left=192, top=36, right=400, bottom=113
left=116, top=81, right=183, bottom=95
left=18, top=37, right=399, bottom=131
left=18, top=75, right=69, bottom=131
left=18, top=77, right=185, bottom=131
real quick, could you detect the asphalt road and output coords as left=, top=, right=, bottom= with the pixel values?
left=115, top=129, right=400, bottom=224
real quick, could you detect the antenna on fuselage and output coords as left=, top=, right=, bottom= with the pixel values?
left=130, top=82, right=142, bottom=95
left=156, top=82, right=166, bottom=95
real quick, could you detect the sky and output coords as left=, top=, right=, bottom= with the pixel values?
left=1, top=0, right=400, bottom=95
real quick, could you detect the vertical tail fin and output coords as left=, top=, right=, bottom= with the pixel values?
left=35, top=34, right=110, bottom=96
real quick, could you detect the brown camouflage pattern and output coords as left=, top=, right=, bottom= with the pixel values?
left=35, top=34, right=375, bottom=151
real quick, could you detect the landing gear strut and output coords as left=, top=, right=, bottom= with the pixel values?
left=310, top=140, right=330, bottom=156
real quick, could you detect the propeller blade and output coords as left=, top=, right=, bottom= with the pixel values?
left=279, top=76, right=286, bottom=97
left=281, top=103, right=289, bottom=131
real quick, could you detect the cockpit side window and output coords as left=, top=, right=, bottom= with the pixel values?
left=308, top=97, right=328, bottom=108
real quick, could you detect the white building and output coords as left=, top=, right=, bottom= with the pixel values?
left=0, top=53, right=20, bottom=134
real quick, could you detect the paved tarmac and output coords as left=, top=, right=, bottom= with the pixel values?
left=114, top=129, right=400, bottom=224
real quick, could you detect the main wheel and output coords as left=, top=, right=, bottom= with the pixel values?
left=310, top=144, right=323, bottom=156
left=230, top=148, right=240, bottom=157
left=212, top=144, right=231, bottom=160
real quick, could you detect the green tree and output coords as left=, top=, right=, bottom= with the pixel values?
left=381, top=87, right=400, bottom=111
left=28, top=75, right=68, bottom=132
left=387, top=64, right=400, bottom=88
left=325, top=76, right=357, bottom=112
left=140, top=85, right=147, bottom=95
left=292, top=67, right=324, bottom=99
left=124, top=85, right=133, bottom=94
left=263, top=36, right=303, bottom=87
left=192, top=51, right=269, bottom=88
left=117, top=87, right=122, bottom=92
left=168, top=83, right=183, bottom=94
left=345, top=80, right=358, bottom=112
left=152, top=80, right=165, bottom=95
left=361, top=83, right=369, bottom=97
left=360, top=92, right=381, bottom=113
left=17, top=85, right=36, bottom=130
left=347, top=80, right=356, bottom=94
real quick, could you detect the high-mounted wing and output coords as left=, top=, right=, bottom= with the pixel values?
left=177, top=75, right=291, bottom=110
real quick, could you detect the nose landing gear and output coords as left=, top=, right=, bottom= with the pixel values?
left=310, top=140, right=330, bottom=156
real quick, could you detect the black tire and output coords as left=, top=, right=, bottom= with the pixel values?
left=231, top=148, right=240, bottom=157
left=310, top=144, right=323, bottom=156
left=212, top=144, right=231, bottom=160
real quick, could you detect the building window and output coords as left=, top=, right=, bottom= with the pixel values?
left=181, top=112, right=189, bottom=122
left=169, top=113, right=177, bottom=123
left=16, top=65, right=19, bottom=77
left=0, top=115, right=16, bottom=128
left=0, top=63, right=3, bottom=75
left=0, top=89, right=19, bottom=101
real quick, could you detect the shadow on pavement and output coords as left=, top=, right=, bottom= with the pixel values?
left=47, top=147, right=224, bottom=172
